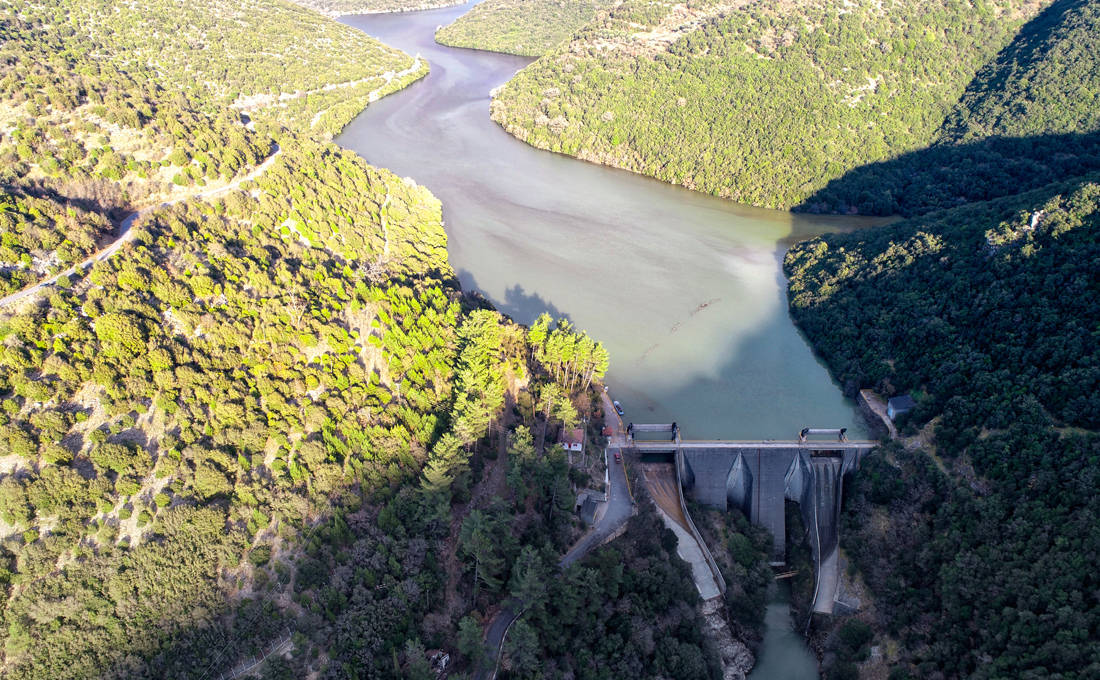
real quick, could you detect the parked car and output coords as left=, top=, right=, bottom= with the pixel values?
left=614, top=451, right=622, bottom=463
left=613, top=400, right=624, bottom=415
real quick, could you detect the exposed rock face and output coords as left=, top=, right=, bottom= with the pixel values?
left=700, top=596, right=754, bottom=680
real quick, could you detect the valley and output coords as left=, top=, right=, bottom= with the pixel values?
left=1, top=0, right=1097, bottom=678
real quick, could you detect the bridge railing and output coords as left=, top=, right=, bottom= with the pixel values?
left=633, top=439, right=877, bottom=448
left=629, top=423, right=675, bottom=432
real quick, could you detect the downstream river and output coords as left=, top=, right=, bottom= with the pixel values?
left=339, top=5, right=877, bottom=677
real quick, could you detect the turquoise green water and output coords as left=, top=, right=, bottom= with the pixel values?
left=338, top=8, right=882, bottom=442
left=748, top=582, right=821, bottom=679
left=337, top=7, right=882, bottom=675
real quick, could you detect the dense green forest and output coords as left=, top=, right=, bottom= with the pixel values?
left=0, top=0, right=424, bottom=295
left=785, top=175, right=1100, bottom=677
left=800, top=0, right=1100, bottom=216
left=497, top=499, right=721, bottom=679
left=489, top=0, right=1045, bottom=209
left=939, top=0, right=1100, bottom=143
left=436, top=0, right=615, bottom=57
left=691, top=504, right=773, bottom=644
left=11, top=0, right=1100, bottom=676
left=0, top=128, right=463, bottom=677
left=0, top=0, right=618, bottom=678
left=0, top=194, right=111, bottom=296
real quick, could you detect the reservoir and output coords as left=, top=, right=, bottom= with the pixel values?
left=338, top=5, right=875, bottom=677
left=338, top=5, right=879, bottom=442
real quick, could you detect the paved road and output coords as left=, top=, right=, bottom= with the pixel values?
left=474, top=390, right=635, bottom=680
left=633, top=439, right=877, bottom=450
left=562, top=391, right=634, bottom=566
left=0, top=145, right=282, bottom=309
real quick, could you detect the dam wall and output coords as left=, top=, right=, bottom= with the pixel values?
left=669, top=441, right=873, bottom=613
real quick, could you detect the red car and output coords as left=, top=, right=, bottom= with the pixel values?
left=614, top=452, right=622, bottom=463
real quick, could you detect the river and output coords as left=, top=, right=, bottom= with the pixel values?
left=338, top=4, right=875, bottom=676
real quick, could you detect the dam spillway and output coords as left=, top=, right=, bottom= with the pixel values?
left=630, top=427, right=875, bottom=614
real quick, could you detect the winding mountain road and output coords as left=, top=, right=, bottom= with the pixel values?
left=0, top=145, right=282, bottom=309
left=474, top=390, right=634, bottom=680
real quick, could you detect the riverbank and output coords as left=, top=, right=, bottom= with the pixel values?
left=286, top=0, right=466, bottom=18
left=336, top=5, right=884, bottom=678
left=339, top=7, right=881, bottom=440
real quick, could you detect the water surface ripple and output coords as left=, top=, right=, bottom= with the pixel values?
left=339, top=7, right=875, bottom=441
left=336, top=7, right=876, bottom=677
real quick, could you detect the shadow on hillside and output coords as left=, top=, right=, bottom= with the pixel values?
left=15, top=177, right=132, bottom=221
left=795, top=131, right=1100, bottom=217
left=937, top=0, right=1091, bottom=141
left=798, top=0, right=1100, bottom=217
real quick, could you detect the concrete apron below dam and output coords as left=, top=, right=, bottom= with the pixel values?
left=640, top=463, right=722, bottom=600
left=631, top=430, right=874, bottom=615
left=674, top=443, right=872, bottom=615
left=639, top=463, right=753, bottom=680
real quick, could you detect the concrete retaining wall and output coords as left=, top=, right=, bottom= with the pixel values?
left=675, top=450, right=727, bottom=596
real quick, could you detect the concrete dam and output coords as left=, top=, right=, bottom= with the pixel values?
left=629, top=424, right=876, bottom=614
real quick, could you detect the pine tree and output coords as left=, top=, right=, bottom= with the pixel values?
left=459, top=508, right=508, bottom=594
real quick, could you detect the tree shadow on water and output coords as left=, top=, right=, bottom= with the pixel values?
left=457, top=268, right=573, bottom=325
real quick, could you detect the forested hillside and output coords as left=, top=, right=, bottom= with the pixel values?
left=784, top=176, right=1100, bottom=677
left=286, top=0, right=465, bottom=17
left=436, top=0, right=615, bottom=57
left=0, top=4, right=451, bottom=676
left=939, top=0, right=1100, bottom=143
left=801, top=0, right=1100, bottom=216
left=0, top=0, right=617, bottom=677
left=0, top=0, right=425, bottom=295
left=0, top=138, right=457, bottom=678
left=489, top=0, right=1045, bottom=208
left=499, top=500, right=720, bottom=679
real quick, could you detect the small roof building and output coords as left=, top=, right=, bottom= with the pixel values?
left=559, top=427, right=584, bottom=453
left=886, top=394, right=916, bottom=420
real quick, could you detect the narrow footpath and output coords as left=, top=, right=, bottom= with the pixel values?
left=0, top=144, right=282, bottom=309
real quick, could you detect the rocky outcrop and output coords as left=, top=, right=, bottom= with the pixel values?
left=700, top=597, right=754, bottom=680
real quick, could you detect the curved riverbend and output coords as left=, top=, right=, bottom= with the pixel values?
left=339, top=7, right=881, bottom=441
left=338, top=7, right=879, bottom=677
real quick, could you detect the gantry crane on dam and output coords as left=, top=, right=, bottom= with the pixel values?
left=627, top=422, right=877, bottom=615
